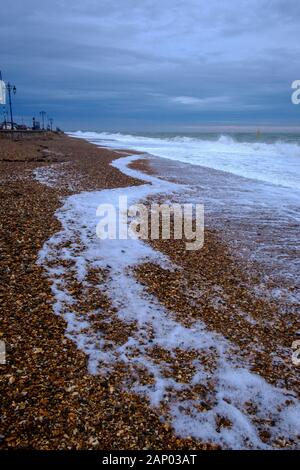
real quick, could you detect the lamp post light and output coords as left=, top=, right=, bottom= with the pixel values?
left=40, top=110, right=46, bottom=130
left=2, top=109, right=7, bottom=129
left=49, top=118, right=53, bottom=132
left=6, top=83, right=17, bottom=130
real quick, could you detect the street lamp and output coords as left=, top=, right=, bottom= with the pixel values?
left=6, top=83, right=16, bottom=130
left=40, top=110, right=46, bottom=130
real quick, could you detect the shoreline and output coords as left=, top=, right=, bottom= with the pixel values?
left=0, top=133, right=213, bottom=450
left=0, top=133, right=299, bottom=449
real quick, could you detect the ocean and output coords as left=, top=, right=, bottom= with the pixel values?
left=69, top=130, right=300, bottom=298
left=71, top=130, right=300, bottom=190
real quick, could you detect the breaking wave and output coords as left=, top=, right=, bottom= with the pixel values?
left=70, top=131, right=300, bottom=190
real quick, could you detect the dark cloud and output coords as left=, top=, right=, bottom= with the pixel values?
left=1, top=0, right=299, bottom=130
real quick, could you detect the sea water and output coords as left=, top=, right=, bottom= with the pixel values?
left=70, top=130, right=300, bottom=190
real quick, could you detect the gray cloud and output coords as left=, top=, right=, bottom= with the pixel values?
left=1, top=0, right=299, bottom=129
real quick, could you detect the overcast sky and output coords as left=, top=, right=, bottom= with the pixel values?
left=1, top=0, right=300, bottom=131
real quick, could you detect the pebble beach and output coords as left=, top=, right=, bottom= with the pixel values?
left=0, top=132, right=299, bottom=450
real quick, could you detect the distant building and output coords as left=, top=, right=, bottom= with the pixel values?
left=0, top=121, right=18, bottom=130
left=32, top=118, right=40, bottom=130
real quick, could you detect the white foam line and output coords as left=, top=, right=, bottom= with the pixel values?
left=34, top=162, right=70, bottom=188
left=35, top=152, right=300, bottom=449
left=68, top=130, right=300, bottom=191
